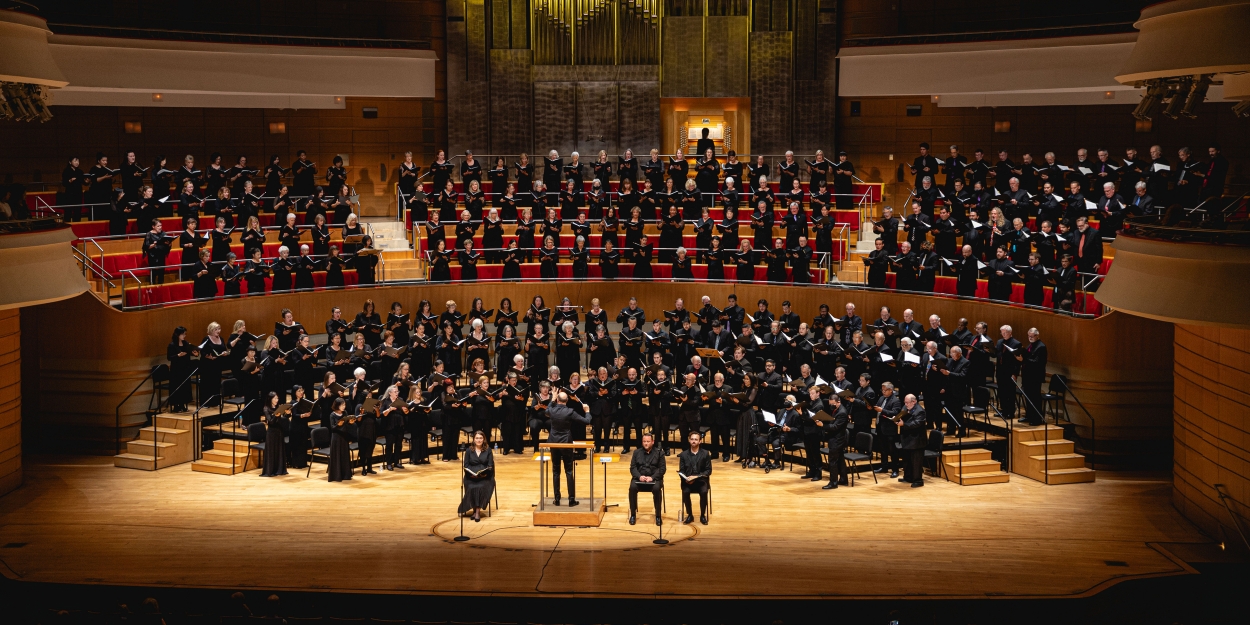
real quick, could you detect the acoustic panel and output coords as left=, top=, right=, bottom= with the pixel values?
left=660, top=17, right=704, bottom=98
left=618, top=81, right=661, bottom=154
left=533, top=82, right=577, bottom=155
left=465, top=0, right=489, bottom=77
left=704, top=17, right=750, bottom=98
left=490, top=49, right=534, bottom=155
left=749, top=31, right=793, bottom=153
left=577, top=82, right=620, bottom=157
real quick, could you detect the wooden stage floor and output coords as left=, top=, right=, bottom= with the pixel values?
left=0, top=454, right=1211, bottom=601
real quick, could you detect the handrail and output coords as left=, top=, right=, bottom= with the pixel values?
left=943, top=407, right=966, bottom=484
left=1011, top=375, right=1053, bottom=484
left=71, top=246, right=116, bottom=290
left=114, top=365, right=164, bottom=455
left=1055, top=376, right=1097, bottom=470
left=1214, top=483, right=1250, bottom=554
left=188, top=395, right=220, bottom=471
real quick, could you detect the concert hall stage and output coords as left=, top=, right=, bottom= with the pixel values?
left=0, top=454, right=1213, bottom=605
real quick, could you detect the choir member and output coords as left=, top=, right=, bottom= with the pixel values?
left=143, top=218, right=172, bottom=285
left=457, top=430, right=495, bottom=522
left=260, top=392, right=289, bottom=477
left=61, top=156, right=86, bottom=222
left=909, top=143, right=939, bottom=191
left=678, top=431, right=712, bottom=525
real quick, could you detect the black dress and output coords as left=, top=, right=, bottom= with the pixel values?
left=167, top=341, right=194, bottom=408
left=261, top=408, right=289, bottom=476
left=458, top=447, right=496, bottom=514
left=327, top=419, right=356, bottom=482
left=287, top=412, right=311, bottom=469
left=192, top=261, right=217, bottom=299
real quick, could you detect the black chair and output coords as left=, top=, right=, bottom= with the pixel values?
left=842, top=432, right=875, bottom=486
left=221, top=378, right=246, bottom=417
left=306, top=427, right=332, bottom=477
left=785, top=440, right=806, bottom=472
left=923, top=429, right=945, bottom=478
left=1042, top=374, right=1070, bottom=424
left=963, top=386, right=990, bottom=428
left=243, top=422, right=266, bottom=472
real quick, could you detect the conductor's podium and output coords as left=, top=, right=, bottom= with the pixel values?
left=534, top=442, right=607, bottom=527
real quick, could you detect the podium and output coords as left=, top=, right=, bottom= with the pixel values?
left=534, top=442, right=606, bottom=526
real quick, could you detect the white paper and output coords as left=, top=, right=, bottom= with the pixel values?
left=976, top=261, right=987, bottom=270
left=1078, top=167, right=1093, bottom=175
left=1105, top=163, right=1120, bottom=170
left=1056, top=165, right=1072, bottom=171
left=970, top=220, right=983, bottom=229
left=938, top=328, right=949, bottom=337
left=1122, top=159, right=1134, bottom=167
left=762, top=410, right=777, bottom=424
left=1052, top=194, right=1064, bottom=202
left=903, top=351, right=921, bottom=364
left=814, top=375, right=828, bottom=387
left=1084, top=199, right=1098, bottom=210
left=994, top=188, right=1001, bottom=196
left=1152, top=162, right=1171, bottom=172
left=879, top=352, right=894, bottom=363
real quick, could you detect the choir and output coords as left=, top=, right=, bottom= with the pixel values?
left=168, top=292, right=1051, bottom=493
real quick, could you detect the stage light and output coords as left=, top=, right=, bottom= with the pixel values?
left=1232, top=100, right=1250, bottom=118
left=1131, top=81, right=1167, bottom=120
left=1161, top=78, right=1191, bottom=120
left=0, top=82, right=52, bottom=122
left=152, top=93, right=163, bottom=102
left=1180, top=76, right=1211, bottom=118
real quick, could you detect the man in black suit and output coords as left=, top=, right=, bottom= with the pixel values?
left=911, top=142, right=940, bottom=191
left=1128, top=181, right=1156, bottom=218
left=995, top=325, right=1024, bottom=419
left=1020, top=328, right=1048, bottom=426
left=1095, top=181, right=1127, bottom=236
left=896, top=394, right=928, bottom=487
left=768, top=394, right=802, bottom=470
left=546, top=391, right=592, bottom=506
left=627, top=432, right=665, bottom=525
left=704, top=319, right=733, bottom=375
left=919, top=341, right=947, bottom=429
left=1202, top=144, right=1229, bottom=201
left=1069, top=216, right=1104, bottom=279
left=942, top=346, right=971, bottom=437
left=838, top=302, right=863, bottom=347
left=872, top=382, right=904, bottom=477
left=799, top=385, right=827, bottom=481
left=819, top=394, right=850, bottom=489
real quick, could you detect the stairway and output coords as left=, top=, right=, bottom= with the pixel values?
left=363, top=219, right=410, bottom=252
left=1010, top=425, right=1096, bottom=484
left=191, top=435, right=260, bottom=475
left=940, top=448, right=1010, bottom=485
left=113, top=413, right=195, bottom=470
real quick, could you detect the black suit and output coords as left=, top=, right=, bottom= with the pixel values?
left=628, top=445, right=666, bottom=517
left=995, top=338, right=1023, bottom=418
left=943, top=356, right=970, bottom=435
left=874, top=394, right=903, bottom=472
left=1020, top=340, right=1048, bottom=424
left=898, top=405, right=928, bottom=484
left=821, top=405, right=850, bottom=485
left=546, top=402, right=592, bottom=501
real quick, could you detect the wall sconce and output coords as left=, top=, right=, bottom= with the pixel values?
left=930, top=95, right=940, bottom=104
left=269, top=122, right=287, bottom=134
left=1135, top=119, right=1153, bottom=133
left=994, top=121, right=1011, bottom=133
left=124, top=121, right=142, bottom=134
left=151, top=93, right=163, bottom=102
left=1104, top=91, right=1115, bottom=99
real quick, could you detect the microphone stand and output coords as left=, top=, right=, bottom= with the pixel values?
left=455, top=457, right=470, bottom=541
left=652, top=483, right=668, bottom=545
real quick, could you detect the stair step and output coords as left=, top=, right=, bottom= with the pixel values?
left=1013, top=425, right=1065, bottom=441
left=943, top=459, right=1001, bottom=471
left=955, top=470, right=1011, bottom=485
left=128, top=439, right=176, bottom=449
left=1040, top=467, right=1097, bottom=484
left=115, top=452, right=164, bottom=461
left=142, top=426, right=188, bottom=434
left=1028, top=453, right=1085, bottom=461
left=941, top=449, right=992, bottom=460
left=192, top=460, right=246, bottom=475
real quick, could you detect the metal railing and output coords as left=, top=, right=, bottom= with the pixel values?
left=1056, top=377, right=1097, bottom=470
left=113, top=364, right=166, bottom=456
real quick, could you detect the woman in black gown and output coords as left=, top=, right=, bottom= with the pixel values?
left=429, top=239, right=452, bottom=283
left=243, top=248, right=268, bottom=295
left=191, top=248, right=217, bottom=300
left=355, top=235, right=378, bottom=285
left=260, top=392, right=289, bottom=477
left=167, top=326, right=194, bottom=412
left=458, top=239, right=480, bottom=281
left=178, top=217, right=205, bottom=281
left=671, top=247, right=694, bottom=281
left=458, top=430, right=496, bottom=521
left=502, top=240, right=522, bottom=281
left=199, top=321, right=227, bottom=406
left=631, top=234, right=654, bottom=280
left=706, top=236, right=726, bottom=281
left=327, top=398, right=355, bottom=482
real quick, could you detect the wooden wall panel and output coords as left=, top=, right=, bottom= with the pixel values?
left=532, top=83, right=578, bottom=156
left=576, top=83, right=620, bottom=157
left=749, top=31, right=793, bottom=153
left=489, top=49, right=534, bottom=155
left=0, top=310, right=20, bottom=496
left=1173, top=325, right=1250, bottom=546
left=25, top=287, right=1172, bottom=462
left=618, top=82, right=662, bottom=155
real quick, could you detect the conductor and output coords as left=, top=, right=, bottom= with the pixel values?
left=628, top=432, right=666, bottom=526
left=547, top=391, right=591, bottom=506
